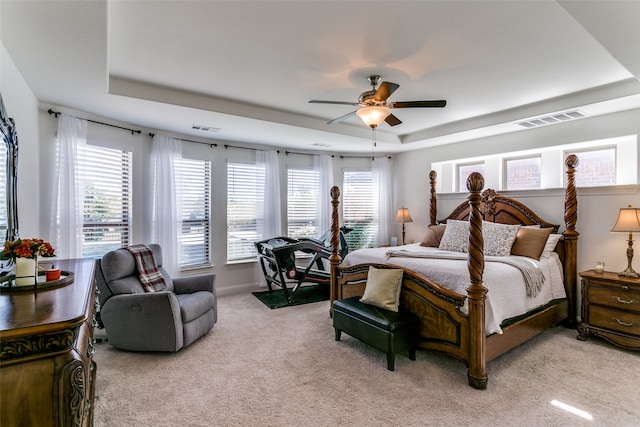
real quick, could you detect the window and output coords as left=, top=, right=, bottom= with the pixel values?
left=457, top=162, right=485, bottom=192
left=504, top=156, right=541, bottom=190
left=287, top=167, right=320, bottom=240
left=176, top=158, right=211, bottom=268
left=79, top=145, right=132, bottom=258
left=227, top=162, right=265, bottom=261
left=342, top=169, right=378, bottom=251
left=432, top=136, right=635, bottom=192
left=570, top=147, right=616, bottom=187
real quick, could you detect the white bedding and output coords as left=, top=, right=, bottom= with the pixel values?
left=342, top=243, right=566, bottom=335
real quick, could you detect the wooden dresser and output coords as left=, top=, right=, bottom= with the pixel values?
left=0, top=258, right=98, bottom=427
left=578, top=270, right=640, bottom=350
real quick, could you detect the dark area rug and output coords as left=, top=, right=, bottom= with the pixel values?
left=252, top=284, right=329, bottom=309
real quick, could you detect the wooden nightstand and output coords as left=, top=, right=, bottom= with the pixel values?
left=577, top=270, right=640, bottom=350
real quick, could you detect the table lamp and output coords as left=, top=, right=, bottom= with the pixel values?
left=394, top=207, right=413, bottom=245
left=611, top=205, right=640, bottom=278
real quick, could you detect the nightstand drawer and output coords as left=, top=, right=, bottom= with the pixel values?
left=588, top=286, right=640, bottom=314
left=588, top=306, right=640, bottom=336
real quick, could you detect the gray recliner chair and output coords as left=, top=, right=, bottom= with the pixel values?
left=96, top=244, right=216, bottom=352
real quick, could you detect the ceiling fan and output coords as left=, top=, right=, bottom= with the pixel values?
left=309, top=75, right=446, bottom=128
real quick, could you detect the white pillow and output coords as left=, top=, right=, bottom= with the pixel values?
left=483, top=221, right=521, bottom=257
left=438, top=220, right=468, bottom=253
left=541, top=234, right=562, bottom=258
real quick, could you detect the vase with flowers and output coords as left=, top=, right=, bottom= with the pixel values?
left=1, top=238, right=56, bottom=286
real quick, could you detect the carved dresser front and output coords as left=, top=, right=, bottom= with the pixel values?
left=0, top=258, right=98, bottom=427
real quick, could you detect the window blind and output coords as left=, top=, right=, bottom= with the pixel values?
left=78, top=145, right=132, bottom=258
left=227, top=162, right=265, bottom=261
left=287, top=167, right=320, bottom=239
left=343, top=169, right=378, bottom=250
left=176, top=158, right=211, bottom=268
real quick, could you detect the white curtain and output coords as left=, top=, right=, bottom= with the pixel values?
left=150, top=134, right=181, bottom=276
left=257, top=150, right=282, bottom=239
left=49, top=114, right=86, bottom=259
left=314, top=154, right=334, bottom=237
left=373, top=156, right=394, bottom=246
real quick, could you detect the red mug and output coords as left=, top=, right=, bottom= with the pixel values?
left=46, top=269, right=61, bottom=281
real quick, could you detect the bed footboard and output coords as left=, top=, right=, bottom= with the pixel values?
left=336, top=263, right=472, bottom=367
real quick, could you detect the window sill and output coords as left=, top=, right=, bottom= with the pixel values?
left=225, top=259, right=258, bottom=269
left=180, top=263, right=214, bottom=274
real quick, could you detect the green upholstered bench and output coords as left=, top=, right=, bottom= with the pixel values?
left=333, top=296, right=418, bottom=371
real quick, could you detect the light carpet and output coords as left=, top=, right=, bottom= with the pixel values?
left=93, top=292, right=639, bottom=427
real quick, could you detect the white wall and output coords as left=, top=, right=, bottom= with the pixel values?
left=394, top=108, right=640, bottom=276
left=1, top=42, right=40, bottom=238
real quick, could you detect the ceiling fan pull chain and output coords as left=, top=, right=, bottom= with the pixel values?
left=371, top=127, right=376, bottom=161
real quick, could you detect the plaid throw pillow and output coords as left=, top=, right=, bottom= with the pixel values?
left=125, top=244, right=168, bottom=292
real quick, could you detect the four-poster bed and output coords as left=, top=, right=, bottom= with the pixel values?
left=328, top=155, right=579, bottom=389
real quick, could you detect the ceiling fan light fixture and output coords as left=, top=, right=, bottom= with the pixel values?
left=356, top=105, right=391, bottom=128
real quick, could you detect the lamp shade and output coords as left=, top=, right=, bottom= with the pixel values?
left=395, top=207, right=413, bottom=223
left=611, top=206, right=640, bottom=232
left=356, top=105, right=391, bottom=128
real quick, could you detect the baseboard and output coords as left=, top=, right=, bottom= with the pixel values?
left=217, top=282, right=263, bottom=296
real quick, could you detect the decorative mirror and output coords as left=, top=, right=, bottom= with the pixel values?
left=0, top=93, right=19, bottom=245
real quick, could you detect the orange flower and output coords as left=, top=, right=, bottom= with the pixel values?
left=0, top=238, right=56, bottom=259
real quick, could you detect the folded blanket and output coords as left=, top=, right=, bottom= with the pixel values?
left=385, top=249, right=545, bottom=297
left=126, top=244, right=168, bottom=292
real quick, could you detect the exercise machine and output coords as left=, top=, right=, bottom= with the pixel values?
left=254, top=226, right=351, bottom=304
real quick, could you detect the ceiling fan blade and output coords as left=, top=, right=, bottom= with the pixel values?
left=309, top=100, right=360, bottom=106
left=327, top=110, right=357, bottom=125
left=385, top=114, right=402, bottom=126
left=373, top=82, right=400, bottom=102
left=389, top=100, right=447, bottom=108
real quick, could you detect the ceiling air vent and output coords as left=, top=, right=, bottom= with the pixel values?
left=516, top=110, right=587, bottom=129
left=192, top=125, right=221, bottom=133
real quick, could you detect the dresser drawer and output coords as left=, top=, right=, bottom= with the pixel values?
left=588, top=306, right=640, bottom=337
left=588, top=285, right=640, bottom=314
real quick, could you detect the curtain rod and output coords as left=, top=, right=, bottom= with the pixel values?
left=229, top=145, right=380, bottom=159
left=148, top=133, right=217, bottom=147
left=47, top=109, right=141, bottom=135
left=224, top=144, right=253, bottom=151
left=224, top=144, right=280, bottom=153
left=285, top=150, right=334, bottom=158
left=340, top=155, right=392, bottom=159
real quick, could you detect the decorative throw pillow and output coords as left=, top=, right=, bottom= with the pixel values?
left=360, top=266, right=404, bottom=312
left=483, top=221, right=521, bottom=257
left=511, top=227, right=553, bottom=260
left=540, top=233, right=562, bottom=258
left=420, top=224, right=446, bottom=247
left=438, top=220, right=469, bottom=253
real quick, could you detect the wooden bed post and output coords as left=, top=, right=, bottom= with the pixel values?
left=329, top=186, right=341, bottom=316
left=563, top=154, right=579, bottom=327
left=466, top=172, right=488, bottom=390
left=429, top=170, right=437, bottom=226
